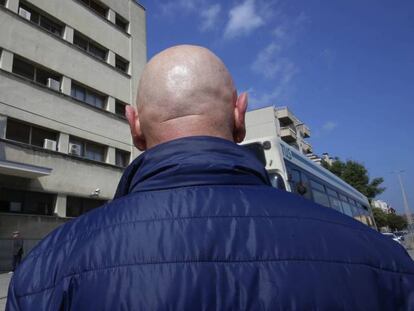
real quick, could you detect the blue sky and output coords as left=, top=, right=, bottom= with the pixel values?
left=138, top=0, right=414, bottom=214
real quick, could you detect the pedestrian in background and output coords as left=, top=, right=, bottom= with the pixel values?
left=11, top=231, right=23, bottom=273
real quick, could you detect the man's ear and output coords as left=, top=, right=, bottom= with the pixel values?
left=233, top=92, right=248, bottom=143
left=125, top=105, right=147, bottom=151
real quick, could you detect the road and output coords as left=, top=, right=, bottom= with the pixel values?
left=0, top=273, right=11, bottom=311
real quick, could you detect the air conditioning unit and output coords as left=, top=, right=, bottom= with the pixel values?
left=69, top=143, right=82, bottom=156
left=10, top=202, right=22, bottom=212
left=47, top=78, right=60, bottom=91
left=43, top=139, right=57, bottom=151
left=18, top=7, right=31, bottom=20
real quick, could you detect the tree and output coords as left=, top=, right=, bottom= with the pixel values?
left=321, top=158, right=385, bottom=200
left=371, top=208, right=407, bottom=231
left=387, top=213, right=408, bottom=231
left=372, top=207, right=388, bottom=228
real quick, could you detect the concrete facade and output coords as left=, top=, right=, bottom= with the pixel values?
left=245, top=106, right=313, bottom=155
left=0, top=0, right=146, bottom=247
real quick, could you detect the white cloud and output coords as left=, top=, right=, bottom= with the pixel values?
left=252, top=43, right=280, bottom=78
left=247, top=11, right=308, bottom=109
left=158, top=0, right=201, bottom=14
left=247, top=58, right=298, bottom=109
left=272, top=25, right=287, bottom=40
left=251, top=42, right=298, bottom=81
left=158, top=0, right=221, bottom=32
left=200, top=4, right=221, bottom=31
left=224, top=0, right=265, bottom=38
left=322, top=121, right=338, bottom=131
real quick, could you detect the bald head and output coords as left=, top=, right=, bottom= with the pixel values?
left=126, top=45, right=248, bottom=150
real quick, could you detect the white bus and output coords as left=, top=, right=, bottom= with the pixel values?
left=241, top=136, right=377, bottom=229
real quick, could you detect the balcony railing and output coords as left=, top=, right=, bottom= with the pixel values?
left=296, top=123, right=311, bottom=138
left=279, top=126, right=297, bottom=143
left=301, top=140, right=313, bottom=154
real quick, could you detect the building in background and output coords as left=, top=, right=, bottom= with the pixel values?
left=372, top=199, right=395, bottom=214
left=245, top=106, right=312, bottom=155
left=0, top=0, right=146, bottom=268
left=306, top=152, right=334, bottom=166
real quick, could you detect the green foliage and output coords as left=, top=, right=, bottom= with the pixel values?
left=387, top=213, right=408, bottom=231
left=321, top=158, right=385, bottom=199
left=371, top=207, right=408, bottom=231
left=372, top=207, right=388, bottom=228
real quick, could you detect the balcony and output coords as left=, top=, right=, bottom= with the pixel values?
left=301, top=140, right=313, bottom=154
left=296, top=123, right=311, bottom=138
left=275, top=107, right=296, bottom=125
left=279, top=126, right=297, bottom=143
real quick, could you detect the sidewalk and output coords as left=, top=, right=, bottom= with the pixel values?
left=0, top=273, right=11, bottom=311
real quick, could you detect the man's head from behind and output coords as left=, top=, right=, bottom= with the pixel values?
left=126, top=45, right=248, bottom=150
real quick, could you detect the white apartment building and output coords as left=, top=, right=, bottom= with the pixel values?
left=372, top=199, right=393, bottom=214
left=0, top=0, right=146, bottom=243
left=245, top=106, right=312, bottom=155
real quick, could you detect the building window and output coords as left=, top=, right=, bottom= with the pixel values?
left=0, top=188, right=56, bottom=216
left=69, top=136, right=106, bottom=162
left=116, top=149, right=130, bottom=167
left=6, top=119, right=58, bottom=149
left=73, top=31, right=108, bottom=61
left=115, top=14, right=129, bottom=32
left=18, top=2, right=64, bottom=37
left=12, top=57, right=34, bottom=80
left=78, top=0, right=108, bottom=18
left=115, top=55, right=129, bottom=73
left=71, top=82, right=106, bottom=109
left=12, top=56, right=61, bottom=89
left=115, top=100, right=127, bottom=117
left=66, top=196, right=105, bottom=217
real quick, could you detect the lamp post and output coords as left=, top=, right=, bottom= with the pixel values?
left=391, top=170, right=414, bottom=248
left=395, top=170, right=412, bottom=227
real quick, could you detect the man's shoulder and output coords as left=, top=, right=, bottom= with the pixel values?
left=11, top=185, right=414, bottom=298
left=226, top=185, right=414, bottom=270
left=11, top=196, right=133, bottom=296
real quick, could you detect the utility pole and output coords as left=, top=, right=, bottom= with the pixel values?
left=396, top=170, right=412, bottom=228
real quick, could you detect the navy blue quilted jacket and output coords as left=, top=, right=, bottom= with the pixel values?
left=7, top=136, right=414, bottom=310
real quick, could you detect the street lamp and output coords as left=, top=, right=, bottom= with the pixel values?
left=390, top=170, right=412, bottom=247
left=394, top=171, right=412, bottom=227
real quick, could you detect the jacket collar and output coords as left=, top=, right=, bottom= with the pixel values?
left=114, top=136, right=271, bottom=199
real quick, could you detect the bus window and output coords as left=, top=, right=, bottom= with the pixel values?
left=287, top=168, right=311, bottom=198
left=352, top=205, right=362, bottom=221
left=326, top=188, right=342, bottom=212
left=339, top=194, right=348, bottom=202
left=299, top=171, right=313, bottom=200
left=329, top=196, right=343, bottom=213
left=312, top=190, right=331, bottom=207
left=327, top=188, right=338, bottom=197
left=310, top=180, right=325, bottom=193
left=310, top=180, right=330, bottom=208
left=288, top=169, right=301, bottom=190
left=269, top=172, right=286, bottom=191
left=341, top=201, right=353, bottom=217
